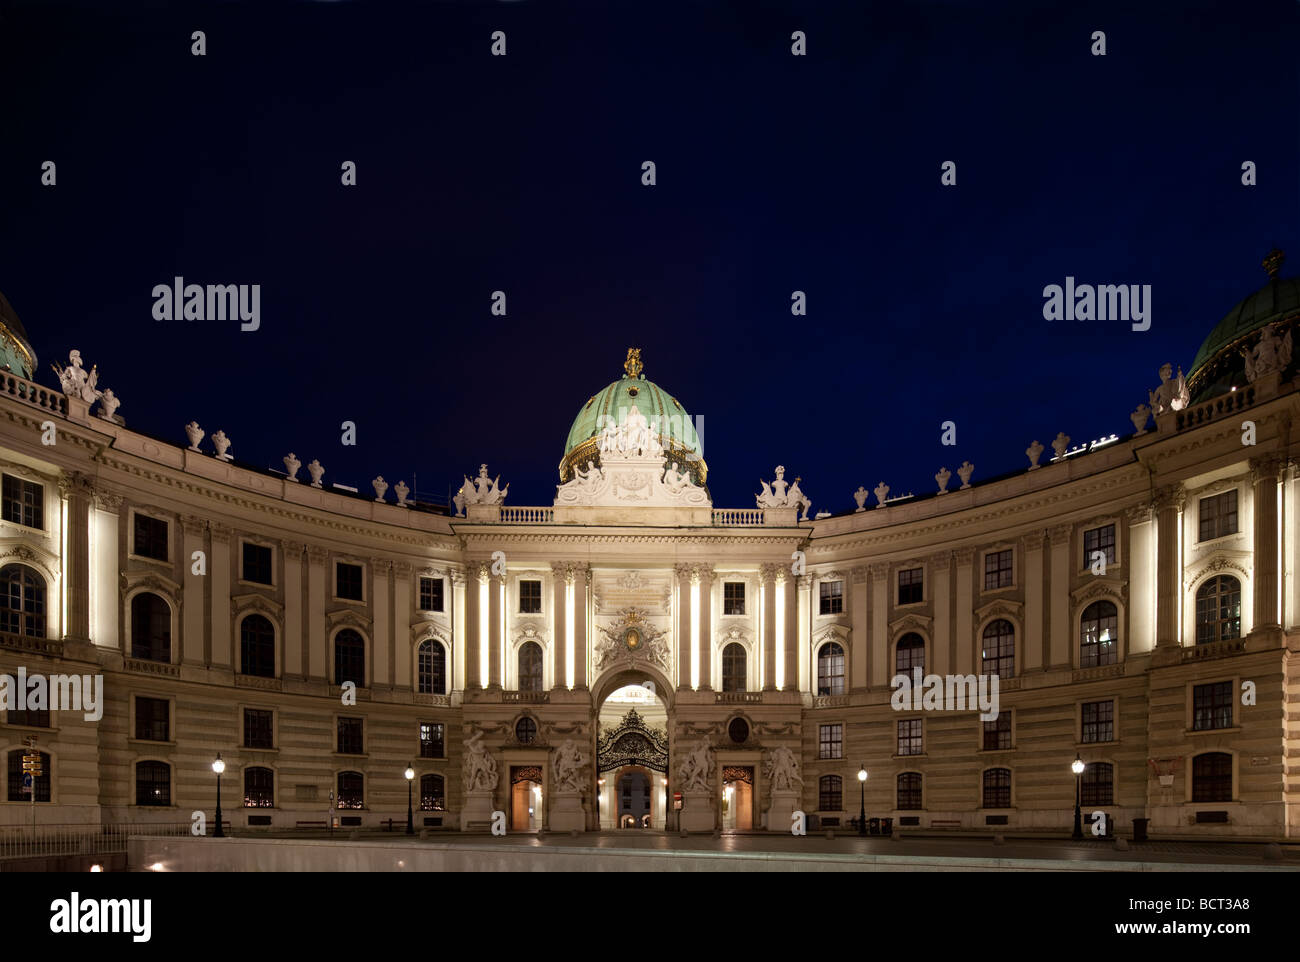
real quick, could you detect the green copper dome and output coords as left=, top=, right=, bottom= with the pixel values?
left=0, top=288, right=37, bottom=380
left=560, top=348, right=706, bottom=484
left=1187, top=250, right=1299, bottom=400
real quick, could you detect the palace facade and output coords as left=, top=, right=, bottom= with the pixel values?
left=1, top=253, right=1299, bottom=839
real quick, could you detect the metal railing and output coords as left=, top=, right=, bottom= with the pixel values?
left=0, top=821, right=199, bottom=861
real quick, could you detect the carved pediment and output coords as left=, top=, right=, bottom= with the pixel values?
left=121, top=569, right=181, bottom=604
left=974, top=598, right=1024, bottom=625
left=231, top=592, right=283, bottom=621
left=889, top=612, right=932, bottom=637
left=326, top=607, right=373, bottom=633
left=0, top=542, right=59, bottom=582
left=412, top=619, right=451, bottom=645
left=1071, top=577, right=1128, bottom=608
left=1185, top=555, right=1251, bottom=589
left=512, top=621, right=547, bottom=645
left=815, top=624, right=849, bottom=646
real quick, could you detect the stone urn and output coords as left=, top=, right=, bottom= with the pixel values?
left=394, top=480, right=410, bottom=506
left=212, top=430, right=232, bottom=461
left=1051, top=432, right=1070, bottom=460
left=957, top=461, right=974, bottom=489
left=185, top=421, right=204, bottom=451
left=372, top=476, right=388, bottom=502
left=307, top=460, right=325, bottom=488
left=874, top=481, right=890, bottom=506
left=1026, top=439, right=1044, bottom=470
left=935, top=467, right=951, bottom=494
left=853, top=486, right=868, bottom=512
left=97, top=390, right=120, bottom=421
left=283, top=453, right=301, bottom=482
left=1130, top=404, right=1150, bottom=435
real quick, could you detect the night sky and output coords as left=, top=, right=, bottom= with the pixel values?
left=1, top=0, right=1296, bottom=513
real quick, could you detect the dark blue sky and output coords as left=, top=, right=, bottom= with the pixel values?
left=1, top=0, right=1296, bottom=512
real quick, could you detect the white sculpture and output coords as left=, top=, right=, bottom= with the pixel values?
left=935, top=467, right=951, bottom=494
left=677, top=738, right=713, bottom=794
left=1026, top=440, right=1044, bottom=470
left=460, top=464, right=509, bottom=506
left=372, top=476, right=388, bottom=502
left=555, top=420, right=706, bottom=507
left=211, top=430, right=232, bottom=461
left=463, top=730, right=499, bottom=793
left=756, top=466, right=810, bottom=517
left=663, top=462, right=689, bottom=493
left=1051, top=432, right=1070, bottom=460
left=874, top=481, right=889, bottom=506
left=53, top=350, right=102, bottom=404
left=307, top=459, right=325, bottom=488
left=853, top=486, right=869, bottom=511
left=764, top=745, right=803, bottom=793
left=1243, top=322, right=1292, bottom=383
left=185, top=421, right=204, bottom=451
left=597, top=405, right=664, bottom=459
left=957, top=460, right=974, bottom=489
left=283, top=453, right=301, bottom=481
left=786, top=477, right=811, bottom=521
left=394, top=480, right=410, bottom=506
left=552, top=738, right=589, bottom=793
left=1130, top=405, right=1150, bottom=435
left=1148, top=363, right=1190, bottom=415
left=96, top=389, right=120, bottom=421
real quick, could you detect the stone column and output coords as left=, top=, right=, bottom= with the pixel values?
left=551, top=562, right=569, bottom=690
left=209, top=523, right=232, bottom=667
left=281, top=541, right=304, bottom=678
left=869, top=562, right=889, bottom=685
left=1125, top=504, right=1155, bottom=654
left=487, top=570, right=504, bottom=689
left=1153, top=484, right=1185, bottom=648
left=60, top=473, right=93, bottom=642
left=796, top=575, right=813, bottom=692
left=306, top=546, right=328, bottom=680
left=465, top=563, right=485, bottom=689
left=392, top=562, right=413, bottom=689
left=848, top=568, right=868, bottom=689
left=373, top=560, right=391, bottom=690
left=91, top=492, right=122, bottom=650
left=782, top=572, right=798, bottom=692
left=1251, top=455, right=1283, bottom=631
left=675, top=563, right=693, bottom=690
left=953, top=551, right=974, bottom=675
left=1021, top=532, right=1045, bottom=671
left=1046, top=527, right=1071, bottom=667
left=182, top=516, right=209, bottom=665
left=761, top=563, right=779, bottom=690
left=573, top=562, right=590, bottom=689
left=931, top=552, right=951, bottom=676
left=450, top=568, right=467, bottom=691
left=697, top=566, right=714, bottom=690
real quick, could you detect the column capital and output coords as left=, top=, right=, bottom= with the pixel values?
left=94, top=491, right=124, bottom=512
left=1250, top=454, right=1286, bottom=484
left=58, top=472, right=96, bottom=500
left=550, top=561, right=570, bottom=579
left=867, top=561, right=890, bottom=580
left=306, top=545, right=330, bottom=565
left=953, top=546, right=976, bottom=566
left=759, top=562, right=782, bottom=584
left=1152, top=483, right=1186, bottom=512
left=796, top=574, right=812, bottom=591
left=850, top=565, right=869, bottom=583
left=693, top=564, right=715, bottom=585
left=449, top=566, right=468, bottom=587
left=209, top=523, right=233, bottom=545
left=928, top=551, right=951, bottom=571
left=392, top=560, right=413, bottom=577
left=570, top=561, right=591, bottom=582
left=1019, top=530, right=1046, bottom=552
left=674, top=562, right=694, bottom=582
left=1047, top=524, right=1072, bottom=547
left=1123, top=503, right=1152, bottom=527
left=180, top=514, right=208, bottom=537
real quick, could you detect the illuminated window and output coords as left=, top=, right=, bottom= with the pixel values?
left=337, top=771, right=364, bottom=809
left=135, top=760, right=170, bottom=806
left=419, top=576, right=444, bottom=612
left=1080, top=601, right=1117, bottom=667
left=1080, top=762, right=1113, bottom=807
left=519, top=579, right=542, bottom=613
left=817, top=642, right=845, bottom=696
left=819, top=724, right=842, bottom=759
left=244, top=767, right=274, bottom=808
left=418, top=639, right=446, bottom=695
left=819, top=580, right=843, bottom=614
left=896, top=633, right=925, bottom=675
left=2, top=475, right=42, bottom=529
left=723, top=582, right=745, bottom=615
left=1193, top=681, right=1232, bottom=731
left=897, top=718, right=922, bottom=756
left=721, top=643, right=746, bottom=692
left=519, top=641, right=543, bottom=692
left=420, top=773, right=445, bottom=811
left=420, top=722, right=445, bottom=758
left=981, top=620, right=1014, bottom=678
left=984, top=549, right=1013, bottom=590
left=1195, top=576, right=1240, bottom=645
left=0, top=564, right=45, bottom=639
left=1081, top=700, right=1113, bottom=743
left=1198, top=491, right=1238, bottom=542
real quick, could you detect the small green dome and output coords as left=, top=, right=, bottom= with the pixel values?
left=0, top=288, right=37, bottom=380
left=1187, top=250, right=1300, bottom=400
left=560, top=349, right=706, bottom=484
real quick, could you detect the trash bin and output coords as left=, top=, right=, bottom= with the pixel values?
left=881, top=817, right=893, bottom=836
left=868, top=817, right=881, bottom=836
left=1132, top=818, right=1149, bottom=842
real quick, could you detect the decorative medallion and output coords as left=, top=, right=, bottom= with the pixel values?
left=597, top=708, right=670, bottom=773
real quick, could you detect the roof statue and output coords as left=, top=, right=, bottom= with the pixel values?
left=1242, top=321, right=1292, bottom=383
left=1147, top=363, right=1190, bottom=416
left=457, top=464, right=508, bottom=515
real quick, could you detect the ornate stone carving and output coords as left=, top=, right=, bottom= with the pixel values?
left=953, top=547, right=976, bottom=566
left=551, top=738, right=589, bottom=793
left=306, top=545, right=330, bottom=565
left=392, top=560, right=413, bottom=576
left=1152, top=484, right=1186, bottom=512
left=211, top=430, right=232, bottom=461
left=1124, top=503, right=1151, bottom=526
left=616, top=570, right=645, bottom=589
left=283, top=453, right=301, bottom=481
left=52, top=350, right=102, bottom=404
left=764, top=745, right=803, bottom=792
left=957, top=460, right=975, bottom=489
left=307, top=459, right=325, bottom=488
left=459, top=464, right=509, bottom=507
left=462, top=730, right=499, bottom=793
left=1250, top=454, right=1285, bottom=483
left=394, top=480, right=410, bottom=506
left=853, top=486, right=869, bottom=511
left=1051, top=433, right=1070, bottom=460
left=873, top=481, right=890, bottom=506
left=1148, top=363, right=1190, bottom=415
left=593, top=607, right=670, bottom=673
left=1019, top=530, right=1045, bottom=552
left=179, top=514, right=207, bottom=536
left=1026, top=440, right=1044, bottom=470
left=1242, top=322, right=1292, bottom=382
left=677, top=738, right=713, bottom=794
left=929, top=551, right=951, bottom=571
left=94, top=491, right=124, bottom=512
left=282, top=540, right=306, bottom=558
left=185, top=421, right=204, bottom=451
left=97, top=389, right=121, bottom=422
left=597, top=708, right=669, bottom=773
left=372, top=476, right=388, bottom=502
left=209, top=523, right=232, bottom=545
left=759, top=562, right=782, bottom=583
left=449, top=567, right=468, bottom=587
left=757, top=466, right=810, bottom=519
left=1130, top=405, right=1150, bottom=435
left=850, top=566, right=868, bottom=584
left=1047, top=524, right=1072, bottom=546
left=935, top=468, right=951, bottom=494
left=867, top=561, right=890, bottom=579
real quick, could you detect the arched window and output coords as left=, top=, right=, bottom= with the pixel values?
left=130, top=592, right=171, bottom=663
left=1192, top=753, right=1232, bottom=803
left=418, top=639, right=447, bottom=695
left=721, top=642, right=746, bottom=692
left=135, top=760, right=171, bottom=806
left=896, top=633, right=925, bottom=676
left=515, top=717, right=537, bottom=744
left=818, top=774, right=842, bottom=811
left=1080, top=601, right=1118, bottom=668
left=1196, top=576, right=1241, bottom=645
left=0, top=564, right=45, bottom=638
left=982, top=768, right=1011, bottom=808
left=334, top=629, right=365, bottom=687
left=420, top=773, right=445, bottom=811
left=817, top=642, right=845, bottom=696
left=244, top=767, right=274, bottom=808
left=240, top=614, right=275, bottom=678
left=518, top=641, right=543, bottom=692
left=7, top=749, right=50, bottom=802
left=337, top=771, right=364, bottom=809
left=981, top=620, right=1015, bottom=679
left=897, top=772, right=922, bottom=811
left=1081, top=761, right=1113, bottom=807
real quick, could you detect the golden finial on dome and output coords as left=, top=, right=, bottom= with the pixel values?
left=624, top=347, right=643, bottom=379
left=1263, top=248, right=1285, bottom=280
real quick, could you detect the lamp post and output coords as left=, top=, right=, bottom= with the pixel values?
left=405, top=764, right=416, bottom=835
left=1071, top=753, right=1085, bottom=840
left=212, top=753, right=226, bottom=838
left=857, top=765, right=868, bottom=837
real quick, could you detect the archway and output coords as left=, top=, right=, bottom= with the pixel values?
left=595, top=680, right=670, bottom=830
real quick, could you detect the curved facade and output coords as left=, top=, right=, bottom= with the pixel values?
left=2, top=271, right=1300, bottom=839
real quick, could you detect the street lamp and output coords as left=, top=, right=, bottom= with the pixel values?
left=857, top=765, right=868, bottom=836
left=212, top=753, right=226, bottom=838
left=1071, top=753, right=1085, bottom=840
left=405, top=764, right=416, bottom=835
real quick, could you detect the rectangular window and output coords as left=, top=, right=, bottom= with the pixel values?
left=1199, top=491, right=1239, bottom=542
left=819, top=776, right=842, bottom=811
left=6, top=709, right=49, bottom=728
left=983, top=713, right=1012, bottom=751
left=1081, top=700, right=1114, bottom=744
left=723, top=582, right=745, bottom=615
left=818, top=723, right=842, bottom=760
left=897, top=718, right=922, bottom=756
left=519, top=579, right=542, bottom=614
left=244, top=708, right=274, bottom=749
left=419, top=577, right=444, bottom=612
left=135, top=696, right=170, bottom=742
left=898, top=567, right=923, bottom=605
left=419, top=722, right=445, bottom=759
left=2, top=475, right=42, bottom=530
left=1193, top=681, right=1233, bottom=731
left=983, top=549, right=1013, bottom=590
left=337, top=717, right=364, bottom=755
left=1083, top=524, right=1116, bottom=567
left=336, top=562, right=363, bottom=601
left=133, top=513, right=169, bottom=562
left=242, top=542, right=273, bottom=585
left=819, top=580, right=843, bottom=615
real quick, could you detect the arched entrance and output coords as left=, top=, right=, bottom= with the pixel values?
left=596, top=683, right=670, bottom=830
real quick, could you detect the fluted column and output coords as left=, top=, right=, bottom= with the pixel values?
left=761, top=563, right=779, bottom=690
left=1251, top=456, right=1283, bottom=631
left=1153, top=484, right=1185, bottom=648
left=551, top=562, right=568, bottom=690
left=487, top=569, right=504, bottom=688
left=60, top=473, right=93, bottom=642
left=675, top=563, right=693, bottom=689
left=573, top=562, right=590, bottom=689
left=697, top=565, right=714, bottom=690
left=782, top=570, right=798, bottom=691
